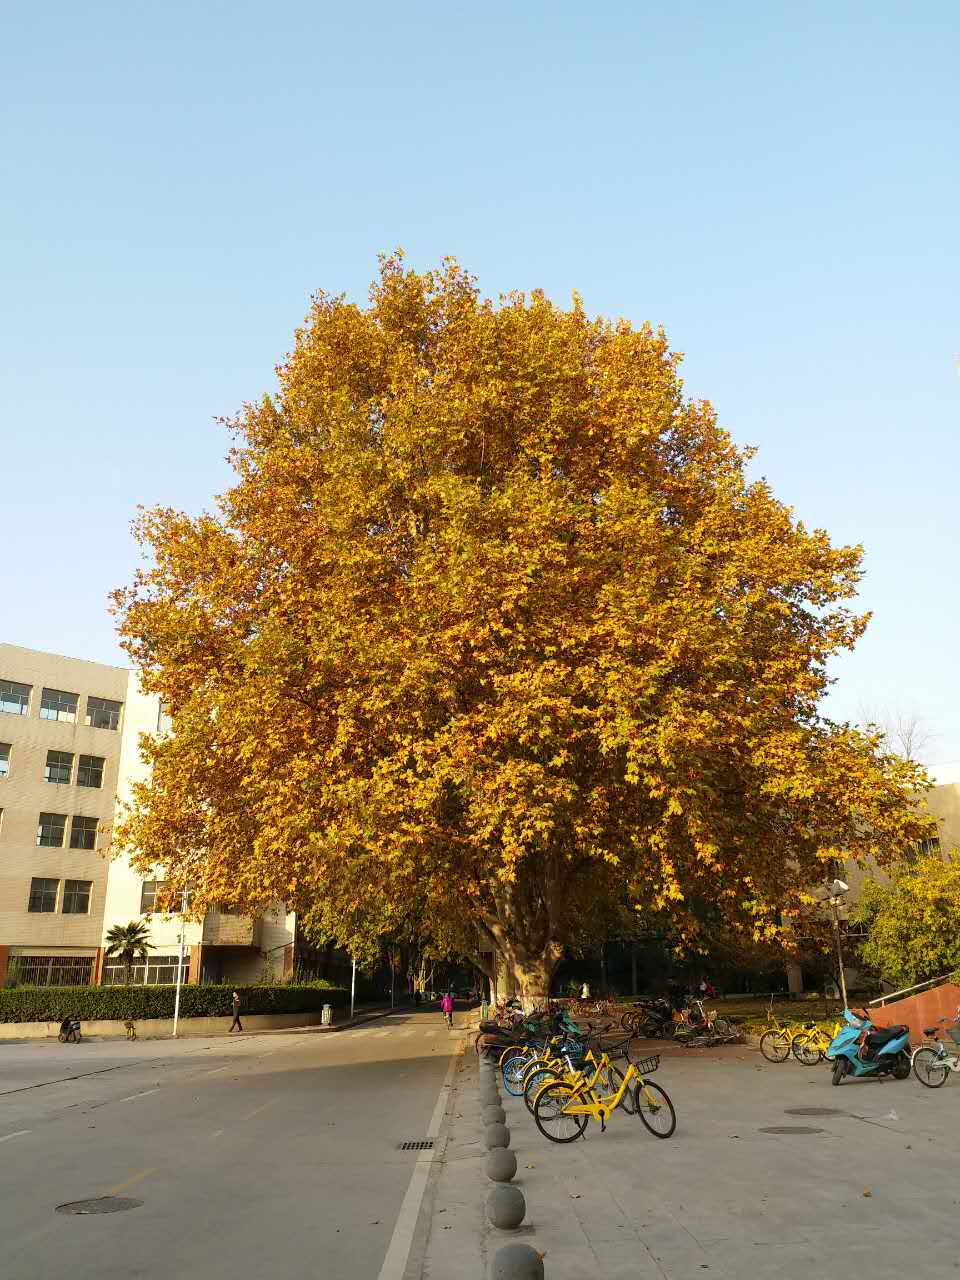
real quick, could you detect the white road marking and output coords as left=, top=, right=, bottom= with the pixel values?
left=376, top=1044, right=460, bottom=1280
left=0, top=1130, right=32, bottom=1143
left=117, top=1089, right=160, bottom=1103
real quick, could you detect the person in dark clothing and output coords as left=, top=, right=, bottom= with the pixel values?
left=228, top=989, right=243, bottom=1032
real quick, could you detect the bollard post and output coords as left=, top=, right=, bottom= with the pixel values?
left=484, top=1122, right=510, bottom=1150
left=484, top=1148, right=518, bottom=1182
left=490, top=1243, right=544, bottom=1280
left=486, top=1183, right=526, bottom=1229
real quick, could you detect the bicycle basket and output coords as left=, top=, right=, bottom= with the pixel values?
left=635, top=1054, right=661, bottom=1075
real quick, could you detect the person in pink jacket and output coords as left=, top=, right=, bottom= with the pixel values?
left=440, top=992, right=454, bottom=1028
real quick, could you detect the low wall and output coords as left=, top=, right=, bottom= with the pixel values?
left=0, top=1011, right=328, bottom=1041
left=870, top=981, right=960, bottom=1045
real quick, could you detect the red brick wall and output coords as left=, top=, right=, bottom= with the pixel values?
left=870, top=982, right=960, bottom=1045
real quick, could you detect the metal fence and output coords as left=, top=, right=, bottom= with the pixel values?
left=10, top=955, right=95, bottom=987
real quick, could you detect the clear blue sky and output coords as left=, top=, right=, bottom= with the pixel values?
left=3, top=3, right=958, bottom=774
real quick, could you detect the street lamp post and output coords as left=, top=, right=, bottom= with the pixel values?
left=350, top=955, right=357, bottom=1021
left=172, top=882, right=190, bottom=1038
left=825, top=878, right=850, bottom=1010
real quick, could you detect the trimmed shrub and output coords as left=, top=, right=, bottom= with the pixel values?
left=0, top=983, right=349, bottom=1024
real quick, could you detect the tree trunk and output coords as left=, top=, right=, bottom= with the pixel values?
left=631, top=941, right=638, bottom=997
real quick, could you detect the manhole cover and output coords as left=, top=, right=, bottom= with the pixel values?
left=758, top=1126, right=825, bottom=1135
left=55, top=1197, right=143, bottom=1215
left=399, top=1140, right=434, bottom=1151
left=784, top=1107, right=843, bottom=1117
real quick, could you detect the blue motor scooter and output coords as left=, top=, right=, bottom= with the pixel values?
left=828, top=1008, right=911, bottom=1085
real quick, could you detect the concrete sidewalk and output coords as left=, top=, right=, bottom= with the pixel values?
left=424, top=1044, right=960, bottom=1279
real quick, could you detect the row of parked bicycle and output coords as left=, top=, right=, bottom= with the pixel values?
left=476, top=1003, right=677, bottom=1143
left=757, top=1000, right=960, bottom=1087
left=618, top=995, right=742, bottom=1045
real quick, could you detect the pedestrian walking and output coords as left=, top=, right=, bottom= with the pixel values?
left=228, top=989, right=243, bottom=1033
left=440, top=991, right=454, bottom=1028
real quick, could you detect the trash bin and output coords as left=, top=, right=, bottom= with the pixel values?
left=321, top=1004, right=333, bottom=1026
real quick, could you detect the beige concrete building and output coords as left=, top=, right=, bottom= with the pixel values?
left=0, top=642, right=294, bottom=987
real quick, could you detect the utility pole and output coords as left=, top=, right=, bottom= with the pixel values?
left=822, top=878, right=850, bottom=1010
left=350, top=955, right=357, bottom=1021
left=172, top=882, right=189, bottom=1038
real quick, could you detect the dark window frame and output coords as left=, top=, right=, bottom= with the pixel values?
left=44, top=750, right=74, bottom=785
left=76, top=754, right=105, bottom=788
left=37, top=812, right=67, bottom=847
left=39, top=687, right=79, bottom=723
left=85, top=696, right=122, bottom=731
left=69, top=815, right=99, bottom=850
left=140, top=879, right=167, bottom=913
left=62, top=879, right=92, bottom=914
left=28, top=878, right=59, bottom=912
left=0, top=679, right=31, bottom=716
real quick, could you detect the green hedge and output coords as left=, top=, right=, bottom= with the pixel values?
left=0, top=983, right=350, bottom=1024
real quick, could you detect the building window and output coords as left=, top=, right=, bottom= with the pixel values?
left=76, top=754, right=105, bottom=788
left=69, top=815, right=99, bottom=850
left=0, top=743, right=9, bottom=777
left=62, top=879, right=92, bottom=914
left=0, top=679, right=31, bottom=716
left=28, top=878, right=59, bottom=912
left=140, top=879, right=167, bottom=913
left=102, top=954, right=189, bottom=986
left=9, top=955, right=94, bottom=986
left=85, top=696, right=122, bottom=730
left=916, top=835, right=942, bottom=858
left=40, top=688, right=79, bottom=723
left=37, top=812, right=67, bottom=847
left=44, top=750, right=74, bottom=785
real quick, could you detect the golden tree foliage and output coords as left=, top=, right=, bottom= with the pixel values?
left=112, top=255, right=930, bottom=995
left=852, top=850, right=960, bottom=987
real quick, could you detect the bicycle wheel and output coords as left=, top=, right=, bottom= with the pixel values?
left=760, top=1029, right=791, bottom=1063
left=533, top=1082, right=589, bottom=1143
left=712, top=1018, right=735, bottom=1037
left=634, top=1080, right=676, bottom=1138
left=913, top=1048, right=949, bottom=1088
left=792, top=1033, right=824, bottom=1066
left=498, top=1045, right=524, bottom=1069
left=503, top=1053, right=536, bottom=1094
left=620, top=1010, right=639, bottom=1033
left=524, top=1067, right=561, bottom=1114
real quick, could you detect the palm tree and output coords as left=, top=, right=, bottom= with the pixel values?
left=105, top=921, right=153, bottom=984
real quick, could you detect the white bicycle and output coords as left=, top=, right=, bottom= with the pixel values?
left=912, top=1009, right=960, bottom=1088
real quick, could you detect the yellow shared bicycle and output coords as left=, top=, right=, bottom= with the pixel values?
left=790, top=1020, right=843, bottom=1066
left=533, top=1051, right=676, bottom=1143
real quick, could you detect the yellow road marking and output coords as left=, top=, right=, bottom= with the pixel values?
left=104, top=1167, right=158, bottom=1196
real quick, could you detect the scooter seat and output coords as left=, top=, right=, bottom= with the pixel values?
left=867, top=1024, right=907, bottom=1048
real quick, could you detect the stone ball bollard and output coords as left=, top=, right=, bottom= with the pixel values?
left=490, top=1242, right=543, bottom=1279
left=484, top=1122, right=511, bottom=1150
left=482, top=1104, right=507, bottom=1125
left=486, top=1183, right=526, bottom=1230
left=484, top=1147, right=518, bottom=1182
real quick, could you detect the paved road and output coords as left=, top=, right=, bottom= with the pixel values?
left=0, top=1011, right=460, bottom=1280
